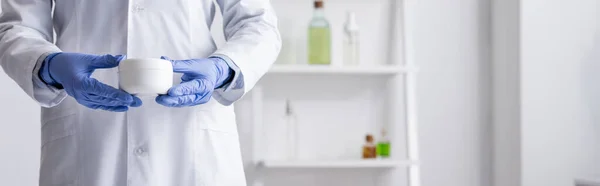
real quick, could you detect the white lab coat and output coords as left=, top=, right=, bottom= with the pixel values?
left=0, top=0, right=280, bottom=185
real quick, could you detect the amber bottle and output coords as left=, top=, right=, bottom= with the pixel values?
left=362, top=134, right=377, bottom=159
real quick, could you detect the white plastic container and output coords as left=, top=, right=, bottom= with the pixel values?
left=118, top=58, right=173, bottom=95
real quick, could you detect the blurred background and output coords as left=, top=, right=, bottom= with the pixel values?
left=1, top=0, right=600, bottom=186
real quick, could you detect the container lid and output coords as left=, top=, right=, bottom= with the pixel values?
left=314, top=0, right=323, bottom=8
left=366, top=134, right=374, bottom=142
left=344, top=11, right=359, bottom=32
left=119, top=58, right=173, bottom=71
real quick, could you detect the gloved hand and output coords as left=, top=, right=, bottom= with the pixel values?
left=156, top=56, right=233, bottom=107
left=40, top=52, right=142, bottom=112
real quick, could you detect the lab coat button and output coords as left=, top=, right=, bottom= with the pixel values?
left=135, top=148, right=146, bottom=156
left=131, top=5, right=145, bottom=13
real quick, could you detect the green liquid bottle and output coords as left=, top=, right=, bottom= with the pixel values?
left=308, top=0, right=331, bottom=65
left=377, top=129, right=391, bottom=158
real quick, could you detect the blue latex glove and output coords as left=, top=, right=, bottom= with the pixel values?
left=156, top=56, right=233, bottom=107
left=40, top=52, right=142, bottom=112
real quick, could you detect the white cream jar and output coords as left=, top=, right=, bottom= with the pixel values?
left=118, top=58, right=173, bottom=95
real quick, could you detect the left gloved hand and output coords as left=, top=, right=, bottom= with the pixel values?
left=156, top=56, right=233, bottom=107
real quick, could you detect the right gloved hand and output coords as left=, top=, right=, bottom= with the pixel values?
left=39, top=52, right=142, bottom=112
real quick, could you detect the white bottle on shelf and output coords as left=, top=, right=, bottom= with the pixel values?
left=343, top=11, right=360, bottom=66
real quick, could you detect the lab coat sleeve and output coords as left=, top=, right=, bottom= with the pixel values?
left=210, top=0, right=282, bottom=106
left=0, top=0, right=66, bottom=107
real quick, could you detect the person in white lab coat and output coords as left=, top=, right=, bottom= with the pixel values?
left=0, top=0, right=280, bottom=185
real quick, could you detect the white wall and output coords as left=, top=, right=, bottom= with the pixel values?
left=239, top=0, right=495, bottom=186
left=0, top=69, right=41, bottom=186
left=492, top=0, right=600, bottom=185
left=520, top=0, right=600, bottom=185
left=413, top=1, right=493, bottom=186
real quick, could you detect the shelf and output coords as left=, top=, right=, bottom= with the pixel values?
left=267, top=65, right=413, bottom=75
left=258, top=159, right=415, bottom=168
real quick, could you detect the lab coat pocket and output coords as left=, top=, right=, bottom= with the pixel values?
left=40, top=114, right=79, bottom=186
left=41, top=113, right=77, bottom=147
left=194, top=103, right=238, bottom=133
left=40, top=98, right=79, bottom=146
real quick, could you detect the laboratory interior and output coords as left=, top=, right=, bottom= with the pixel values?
left=1, top=0, right=600, bottom=186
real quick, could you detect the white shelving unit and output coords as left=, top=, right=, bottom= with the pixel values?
left=248, top=0, right=419, bottom=186
left=267, top=65, right=414, bottom=75
left=260, top=159, right=415, bottom=169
